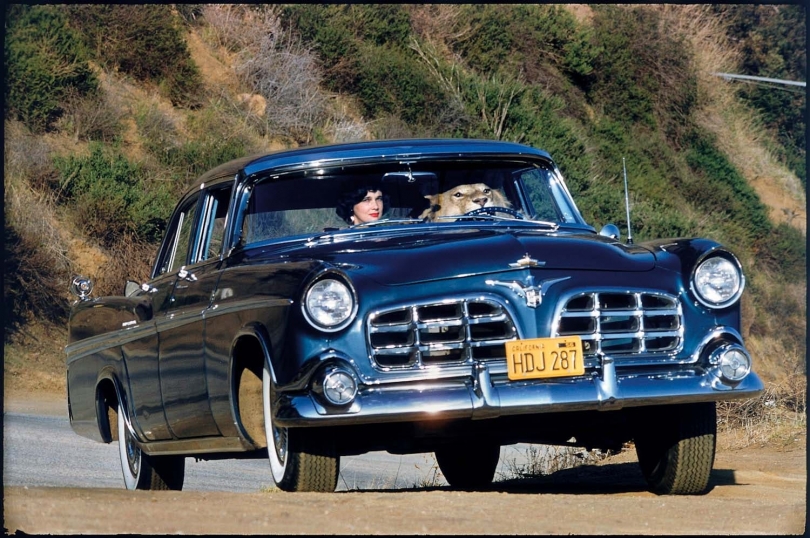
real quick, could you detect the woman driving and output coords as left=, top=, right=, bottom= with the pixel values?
left=336, top=186, right=388, bottom=225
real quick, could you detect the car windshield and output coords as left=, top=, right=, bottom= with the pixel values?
left=238, top=159, right=583, bottom=246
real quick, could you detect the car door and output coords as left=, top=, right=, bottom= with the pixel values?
left=158, top=185, right=232, bottom=439
left=121, top=194, right=201, bottom=442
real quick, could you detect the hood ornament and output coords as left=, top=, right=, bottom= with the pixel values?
left=509, top=254, right=545, bottom=268
left=485, top=276, right=569, bottom=308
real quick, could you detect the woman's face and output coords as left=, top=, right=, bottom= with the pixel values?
left=352, top=190, right=384, bottom=224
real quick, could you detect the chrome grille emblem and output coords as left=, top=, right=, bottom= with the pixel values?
left=485, top=276, right=569, bottom=308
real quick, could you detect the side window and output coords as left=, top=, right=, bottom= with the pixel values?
left=163, top=195, right=200, bottom=274
left=199, top=186, right=232, bottom=262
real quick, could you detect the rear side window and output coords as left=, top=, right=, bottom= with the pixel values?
left=198, top=187, right=232, bottom=262
left=160, top=195, right=200, bottom=274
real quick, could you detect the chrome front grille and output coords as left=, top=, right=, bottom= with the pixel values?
left=553, top=291, right=683, bottom=361
left=368, top=298, right=517, bottom=370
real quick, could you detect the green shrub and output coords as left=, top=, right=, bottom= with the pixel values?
left=65, top=5, right=203, bottom=108
left=353, top=43, right=449, bottom=128
left=454, top=4, right=599, bottom=82
left=281, top=5, right=358, bottom=72
left=589, top=5, right=697, bottom=132
left=138, top=104, right=251, bottom=190
left=4, top=5, right=98, bottom=133
left=54, top=143, right=174, bottom=246
left=348, top=4, right=412, bottom=48
left=715, top=4, right=806, bottom=188
left=756, top=223, right=806, bottom=283
left=685, top=133, right=772, bottom=237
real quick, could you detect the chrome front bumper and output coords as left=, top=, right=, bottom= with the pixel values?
left=274, top=360, right=765, bottom=427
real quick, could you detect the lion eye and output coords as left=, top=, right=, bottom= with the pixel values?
left=483, top=188, right=491, bottom=194
left=453, top=192, right=462, bottom=198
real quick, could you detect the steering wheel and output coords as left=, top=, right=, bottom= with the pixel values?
left=463, top=206, right=525, bottom=219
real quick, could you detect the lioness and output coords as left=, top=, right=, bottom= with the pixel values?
left=419, top=183, right=510, bottom=221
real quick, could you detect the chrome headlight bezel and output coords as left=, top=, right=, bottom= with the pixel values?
left=690, top=251, right=745, bottom=309
left=302, top=275, right=357, bottom=332
left=708, top=342, right=752, bottom=384
left=320, top=367, right=358, bottom=406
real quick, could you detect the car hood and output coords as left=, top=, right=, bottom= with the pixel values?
left=259, top=227, right=657, bottom=285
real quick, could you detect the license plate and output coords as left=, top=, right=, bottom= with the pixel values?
left=505, top=336, right=584, bottom=381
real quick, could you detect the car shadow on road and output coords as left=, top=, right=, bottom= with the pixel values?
left=491, top=462, right=650, bottom=495
left=351, top=463, right=741, bottom=495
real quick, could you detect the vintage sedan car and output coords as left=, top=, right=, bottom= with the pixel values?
left=66, top=139, right=763, bottom=495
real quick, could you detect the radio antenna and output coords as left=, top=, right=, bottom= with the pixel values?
left=622, top=157, right=633, bottom=245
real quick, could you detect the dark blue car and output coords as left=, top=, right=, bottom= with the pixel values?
left=66, top=139, right=763, bottom=495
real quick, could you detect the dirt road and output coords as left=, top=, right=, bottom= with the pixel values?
left=3, top=399, right=805, bottom=535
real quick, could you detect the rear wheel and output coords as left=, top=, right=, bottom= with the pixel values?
left=117, top=400, right=185, bottom=490
left=262, top=367, right=339, bottom=492
left=634, top=402, right=717, bottom=495
left=435, top=442, right=500, bottom=489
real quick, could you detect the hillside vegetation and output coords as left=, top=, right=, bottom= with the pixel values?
left=4, top=5, right=805, bottom=431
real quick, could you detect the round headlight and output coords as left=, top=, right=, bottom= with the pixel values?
left=691, top=255, right=744, bottom=308
left=322, top=369, right=358, bottom=406
left=303, top=278, right=356, bottom=331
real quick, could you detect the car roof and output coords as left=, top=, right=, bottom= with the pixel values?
left=187, top=139, right=552, bottom=194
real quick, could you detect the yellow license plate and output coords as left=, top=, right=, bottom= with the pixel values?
left=505, top=336, right=584, bottom=381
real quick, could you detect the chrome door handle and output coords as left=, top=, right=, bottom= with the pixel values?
left=177, top=266, right=198, bottom=282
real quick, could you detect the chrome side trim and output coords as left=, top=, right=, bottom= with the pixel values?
left=139, top=435, right=256, bottom=456
left=65, top=323, right=156, bottom=364
left=205, top=297, right=293, bottom=319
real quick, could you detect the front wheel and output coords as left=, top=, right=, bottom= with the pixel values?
left=634, top=402, right=717, bottom=495
left=262, top=367, right=339, bottom=492
left=435, top=442, right=500, bottom=489
left=117, top=400, right=185, bottom=490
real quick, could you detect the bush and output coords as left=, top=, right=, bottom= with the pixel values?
left=53, top=143, right=174, bottom=246
left=455, top=4, right=599, bottom=83
left=4, top=5, right=98, bottom=133
left=204, top=5, right=329, bottom=143
left=589, top=5, right=697, bottom=133
left=65, top=5, right=203, bottom=108
left=55, top=87, right=124, bottom=143
left=684, top=132, right=772, bottom=238
left=353, top=42, right=449, bottom=128
left=138, top=101, right=252, bottom=190
left=4, top=222, right=70, bottom=340
left=4, top=120, right=73, bottom=336
left=715, top=4, right=806, bottom=188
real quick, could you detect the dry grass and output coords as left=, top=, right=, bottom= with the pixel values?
left=501, top=444, right=612, bottom=481
left=717, top=379, right=807, bottom=449
left=4, top=322, right=68, bottom=397
left=657, top=4, right=805, bottom=234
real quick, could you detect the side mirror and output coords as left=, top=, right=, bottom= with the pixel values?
left=70, top=276, right=94, bottom=300
left=124, top=281, right=140, bottom=297
left=599, top=224, right=621, bottom=240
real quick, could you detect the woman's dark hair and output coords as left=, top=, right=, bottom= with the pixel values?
left=336, top=186, right=388, bottom=224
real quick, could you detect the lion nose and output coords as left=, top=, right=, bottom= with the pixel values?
left=473, top=197, right=488, bottom=207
